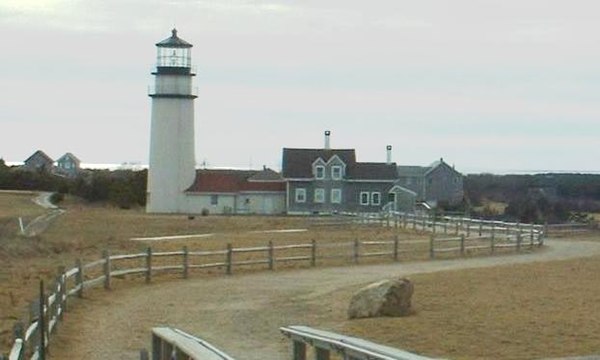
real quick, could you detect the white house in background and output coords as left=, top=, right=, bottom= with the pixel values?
left=185, top=168, right=286, bottom=215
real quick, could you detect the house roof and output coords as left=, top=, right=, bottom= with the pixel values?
left=57, top=152, right=80, bottom=164
left=24, top=150, right=53, bottom=164
left=397, top=166, right=429, bottom=177
left=348, top=162, right=398, bottom=180
left=186, top=168, right=285, bottom=193
left=282, top=148, right=356, bottom=178
left=398, top=158, right=462, bottom=178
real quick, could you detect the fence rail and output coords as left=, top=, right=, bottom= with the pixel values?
left=2, top=215, right=547, bottom=359
left=281, top=325, right=437, bottom=360
left=141, top=327, right=236, bottom=360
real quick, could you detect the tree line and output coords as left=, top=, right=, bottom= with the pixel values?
left=0, top=159, right=147, bottom=209
left=464, top=173, right=600, bottom=224
left=2, top=158, right=599, bottom=223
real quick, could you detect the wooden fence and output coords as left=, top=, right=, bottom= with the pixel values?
left=281, top=325, right=437, bottom=360
left=1, top=216, right=545, bottom=359
left=545, top=223, right=597, bottom=236
left=140, top=327, right=235, bottom=360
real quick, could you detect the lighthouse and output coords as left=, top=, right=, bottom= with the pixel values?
left=147, top=29, right=197, bottom=213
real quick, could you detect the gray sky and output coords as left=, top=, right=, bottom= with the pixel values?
left=1, top=0, right=599, bottom=174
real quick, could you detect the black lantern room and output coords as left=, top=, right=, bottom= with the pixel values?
left=155, top=29, right=193, bottom=74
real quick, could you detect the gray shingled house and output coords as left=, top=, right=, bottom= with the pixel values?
left=397, top=158, right=464, bottom=207
left=56, top=153, right=81, bottom=177
left=23, top=150, right=54, bottom=172
left=281, top=148, right=416, bottom=214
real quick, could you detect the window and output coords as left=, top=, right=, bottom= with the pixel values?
left=210, top=195, right=218, bottom=205
left=331, top=189, right=342, bottom=204
left=315, top=165, right=325, bottom=179
left=331, top=166, right=342, bottom=180
left=295, top=188, right=306, bottom=203
left=406, top=177, right=412, bottom=185
left=360, top=192, right=370, bottom=205
left=314, top=188, right=325, bottom=203
left=371, top=192, right=381, bottom=205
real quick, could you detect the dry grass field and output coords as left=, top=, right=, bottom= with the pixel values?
left=342, top=255, right=600, bottom=359
left=0, top=192, right=427, bottom=350
left=2, top=191, right=600, bottom=359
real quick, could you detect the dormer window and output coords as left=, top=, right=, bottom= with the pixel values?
left=315, top=165, right=325, bottom=179
left=331, top=166, right=342, bottom=180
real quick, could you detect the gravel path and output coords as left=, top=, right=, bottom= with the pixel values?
left=49, top=239, right=600, bottom=360
left=22, top=192, right=64, bottom=237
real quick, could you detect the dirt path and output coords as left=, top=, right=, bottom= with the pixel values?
left=49, top=239, right=600, bottom=360
left=23, top=192, right=64, bottom=236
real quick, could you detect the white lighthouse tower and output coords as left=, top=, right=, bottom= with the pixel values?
left=147, top=29, right=197, bottom=213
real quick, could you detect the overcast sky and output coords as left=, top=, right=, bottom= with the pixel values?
left=1, top=0, right=599, bottom=174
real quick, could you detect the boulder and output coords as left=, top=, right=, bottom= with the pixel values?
left=347, top=278, right=413, bottom=319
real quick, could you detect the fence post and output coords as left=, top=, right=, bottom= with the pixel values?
left=491, top=225, right=496, bottom=254
left=412, top=216, right=417, bottom=231
left=39, top=280, right=46, bottom=360
left=429, top=234, right=435, bottom=259
left=460, top=234, right=465, bottom=256
left=268, top=240, right=274, bottom=270
left=478, top=221, right=483, bottom=236
left=353, top=239, right=359, bottom=264
left=183, top=246, right=189, bottom=279
left=402, top=213, right=407, bottom=229
left=43, top=283, right=50, bottom=347
left=516, top=233, right=522, bottom=252
left=292, top=340, right=306, bottom=360
left=28, top=301, right=39, bottom=354
left=145, top=247, right=152, bottom=284
left=530, top=223, right=535, bottom=248
left=422, top=215, right=426, bottom=232
left=102, top=250, right=111, bottom=290
left=75, top=259, right=83, bottom=298
left=139, top=349, right=149, bottom=360
left=13, top=321, right=24, bottom=360
left=444, top=220, right=448, bottom=235
left=226, top=243, right=233, bottom=275
left=315, top=347, right=330, bottom=360
left=57, top=266, right=66, bottom=317
left=311, top=239, right=317, bottom=267
left=432, top=218, right=436, bottom=234
left=455, top=221, right=459, bottom=235
left=542, top=222, right=548, bottom=246
left=393, top=235, right=399, bottom=261
left=465, top=219, right=470, bottom=237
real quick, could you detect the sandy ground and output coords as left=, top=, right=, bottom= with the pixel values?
left=48, top=239, right=600, bottom=360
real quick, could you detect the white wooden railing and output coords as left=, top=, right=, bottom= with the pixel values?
left=281, top=325, right=439, bottom=360
left=140, top=327, right=235, bottom=360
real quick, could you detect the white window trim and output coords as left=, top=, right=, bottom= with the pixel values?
left=331, top=189, right=342, bottom=204
left=360, top=191, right=370, bottom=206
left=331, top=165, right=342, bottom=180
left=371, top=192, right=381, bottom=205
left=315, top=165, right=325, bottom=179
left=295, top=188, right=306, bottom=203
left=314, top=188, right=325, bottom=203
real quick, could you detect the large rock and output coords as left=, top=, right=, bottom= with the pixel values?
left=348, top=278, right=413, bottom=319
